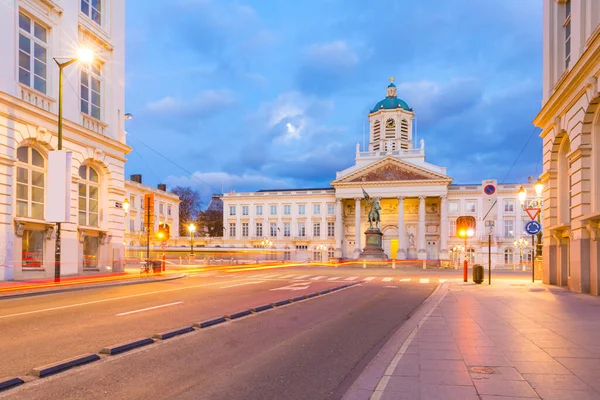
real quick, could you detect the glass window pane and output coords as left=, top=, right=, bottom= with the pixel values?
left=91, top=77, right=100, bottom=93
left=19, top=51, right=30, bottom=70
left=34, top=43, right=46, bottom=62
left=33, top=22, right=46, bottom=42
left=79, top=183, right=86, bottom=197
left=23, top=230, right=44, bottom=267
left=79, top=165, right=87, bottom=179
left=81, top=86, right=89, bottom=101
left=17, top=201, right=27, bottom=217
left=79, top=196, right=87, bottom=212
left=79, top=212, right=86, bottom=226
left=81, top=70, right=88, bottom=86
left=31, top=149, right=44, bottom=167
left=19, top=68, right=30, bottom=86
left=19, top=34, right=30, bottom=53
left=89, top=213, right=98, bottom=227
left=17, top=147, right=28, bottom=163
left=92, top=63, right=100, bottom=76
left=91, top=91, right=100, bottom=107
left=19, top=13, right=31, bottom=32
left=89, top=199, right=98, bottom=213
left=33, top=76, right=45, bottom=93
left=91, top=9, right=101, bottom=25
left=17, top=183, right=28, bottom=201
left=32, top=187, right=43, bottom=203
left=81, top=0, right=89, bottom=15
left=81, top=100, right=88, bottom=114
left=92, top=0, right=101, bottom=11
left=89, top=186, right=98, bottom=200
left=17, top=167, right=28, bottom=184
left=31, top=170, right=44, bottom=187
left=92, top=106, right=100, bottom=120
left=31, top=203, right=43, bottom=219
left=89, top=168, right=98, bottom=182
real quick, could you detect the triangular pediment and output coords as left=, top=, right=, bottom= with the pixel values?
left=332, top=157, right=451, bottom=186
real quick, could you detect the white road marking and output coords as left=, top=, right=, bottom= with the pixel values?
left=261, top=274, right=280, bottom=279
left=295, top=275, right=311, bottom=280
left=219, top=281, right=265, bottom=289
left=327, top=277, right=340, bottom=281
left=382, top=277, right=393, bottom=282
left=270, top=282, right=311, bottom=291
left=384, top=286, right=398, bottom=288
left=279, top=275, right=296, bottom=279
left=438, top=279, right=447, bottom=283
left=419, top=278, right=430, bottom=283
left=344, top=276, right=358, bottom=281
left=0, top=278, right=252, bottom=320
left=116, top=302, right=183, bottom=316
left=310, top=276, right=326, bottom=280
left=363, top=277, right=376, bottom=281
left=399, top=278, right=411, bottom=282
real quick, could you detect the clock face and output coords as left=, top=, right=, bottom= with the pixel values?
left=385, top=118, right=396, bottom=128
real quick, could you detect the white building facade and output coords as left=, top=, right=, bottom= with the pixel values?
left=222, top=81, right=535, bottom=268
left=534, top=0, right=600, bottom=294
left=0, top=0, right=129, bottom=280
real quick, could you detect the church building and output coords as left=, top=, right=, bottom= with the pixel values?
left=221, top=80, right=536, bottom=268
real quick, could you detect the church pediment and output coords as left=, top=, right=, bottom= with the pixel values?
left=332, top=157, right=451, bottom=186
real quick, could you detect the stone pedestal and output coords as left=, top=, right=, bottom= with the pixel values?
left=407, top=247, right=417, bottom=259
left=358, top=228, right=388, bottom=261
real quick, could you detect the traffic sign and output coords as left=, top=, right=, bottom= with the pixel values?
left=525, top=208, right=540, bottom=220
left=484, top=184, right=496, bottom=195
left=525, top=220, right=541, bottom=235
left=485, top=221, right=495, bottom=235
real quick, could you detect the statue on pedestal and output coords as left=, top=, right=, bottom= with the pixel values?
left=358, top=188, right=387, bottom=263
left=362, top=188, right=381, bottom=230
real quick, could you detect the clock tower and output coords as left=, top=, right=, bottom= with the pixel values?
left=368, top=78, right=415, bottom=153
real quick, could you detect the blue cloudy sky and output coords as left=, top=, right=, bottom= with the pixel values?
left=124, top=0, right=543, bottom=202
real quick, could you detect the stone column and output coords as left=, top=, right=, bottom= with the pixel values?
left=335, top=198, right=343, bottom=258
left=439, top=196, right=449, bottom=260
left=396, top=196, right=406, bottom=260
left=354, top=197, right=362, bottom=258
left=418, top=196, right=427, bottom=260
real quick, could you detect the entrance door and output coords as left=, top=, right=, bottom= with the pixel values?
left=426, top=240, right=438, bottom=260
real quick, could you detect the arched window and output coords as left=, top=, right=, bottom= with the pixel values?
left=78, top=165, right=99, bottom=227
left=504, top=248, right=514, bottom=264
left=16, top=146, right=45, bottom=219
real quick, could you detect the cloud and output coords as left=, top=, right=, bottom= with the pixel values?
left=146, top=89, right=237, bottom=118
left=305, top=41, right=359, bottom=69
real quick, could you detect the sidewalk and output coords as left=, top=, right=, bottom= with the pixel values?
left=344, top=279, right=600, bottom=400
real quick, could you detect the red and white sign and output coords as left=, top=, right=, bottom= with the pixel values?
left=525, top=208, right=540, bottom=220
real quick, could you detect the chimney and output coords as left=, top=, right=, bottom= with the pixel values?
left=130, top=174, right=142, bottom=184
left=157, top=183, right=167, bottom=191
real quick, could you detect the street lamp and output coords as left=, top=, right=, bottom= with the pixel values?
left=53, top=47, right=95, bottom=283
left=188, top=223, right=196, bottom=256
left=123, top=198, right=130, bottom=215
left=513, top=237, right=529, bottom=271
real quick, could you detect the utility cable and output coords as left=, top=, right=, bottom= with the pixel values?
left=500, top=125, right=540, bottom=184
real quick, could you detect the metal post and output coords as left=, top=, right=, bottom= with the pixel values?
left=54, top=64, right=64, bottom=283
left=146, top=196, right=150, bottom=263
left=463, top=238, right=468, bottom=282
left=488, top=234, right=491, bottom=285
left=190, top=231, right=194, bottom=256
left=531, top=234, right=535, bottom=282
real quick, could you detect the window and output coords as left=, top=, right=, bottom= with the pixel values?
left=298, top=205, right=305, bottom=215
left=81, top=62, right=102, bottom=120
left=328, top=247, right=335, bottom=259
left=130, top=195, right=135, bottom=209
left=22, top=229, right=44, bottom=268
left=564, top=0, right=571, bottom=69
left=270, top=223, right=277, bottom=237
left=504, top=248, right=514, bottom=264
left=242, top=222, right=249, bottom=237
left=449, top=220, right=456, bottom=237
left=229, top=222, right=236, bottom=237
left=504, top=200, right=515, bottom=213
left=83, top=235, right=99, bottom=269
left=16, top=146, right=45, bottom=219
left=448, top=201, right=459, bottom=214
left=78, top=165, right=99, bottom=227
left=242, top=206, right=248, bottom=215
left=313, top=251, right=322, bottom=261
left=284, top=247, right=291, bottom=261
left=327, top=204, right=335, bottom=215
left=159, top=202, right=164, bottom=214
left=81, top=0, right=102, bottom=25
left=284, top=205, right=291, bottom=215
left=129, top=219, right=135, bottom=232
left=466, top=248, right=475, bottom=263
left=256, top=222, right=263, bottom=237
left=327, top=222, right=335, bottom=237
left=284, top=222, right=291, bottom=237
left=504, top=220, right=514, bottom=237
left=229, top=205, right=236, bottom=216
left=466, top=200, right=476, bottom=213
left=256, top=205, right=263, bottom=215
left=313, top=222, right=320, bottom=237
left=167, top=205, right=172, bottom=216
left=298, top=222, right=306, bottom=237
left=270, top=205, right=277, bottom=216
left=373, top=120, right=381, bottom=142
left=313, top=204, right=320, bottom=215
left=18, top=12, right=47, bottom=93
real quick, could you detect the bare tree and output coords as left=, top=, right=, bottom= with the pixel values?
left=171, top=186, right=202, bottom=236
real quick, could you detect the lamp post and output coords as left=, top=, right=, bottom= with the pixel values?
left=458, top=228, right=475, bottom=282
left=518, top=179, right=543, bottom=282
left=53, top=48, right=94, bottom=283
left=513, top=237, right=529, bottom=272
left=188, top=223, right=196, bottom=256
left=261, top=237, right=272, bottom=261
left=123, top=198, right=130, bottom=215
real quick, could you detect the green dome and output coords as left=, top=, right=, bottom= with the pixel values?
left=370, top=82, right=412, bottom=113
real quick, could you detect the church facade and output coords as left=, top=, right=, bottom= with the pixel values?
left=222, top=81, right=536, bottom=268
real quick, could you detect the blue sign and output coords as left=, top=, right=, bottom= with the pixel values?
left=484, top=184, right=496, bottom=195
left=525, top=220, right=541, bottom=235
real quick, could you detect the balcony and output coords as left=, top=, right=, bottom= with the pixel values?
left=19, top=84, right=54, bottom=112
left=81, top=113, right=108, bottom=135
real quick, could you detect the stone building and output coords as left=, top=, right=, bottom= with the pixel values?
left=222, top=80, right=535, bottom=267
left=534, top=0, right=600, bottom=293
left=0, top=0, right=129, bottom=280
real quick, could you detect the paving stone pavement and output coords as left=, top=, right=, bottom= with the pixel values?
left=344, top=280, right=600, bottom=400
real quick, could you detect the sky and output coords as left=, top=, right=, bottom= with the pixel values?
left=124, top=0, right=543, bottom=205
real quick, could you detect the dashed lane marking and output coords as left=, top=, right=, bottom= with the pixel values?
left=279, top=275, right=296, bottom=279
left=382, top=277, right=393, bottom=282
left=344, top=276, right=358, bottom=281
left=295, top=275, right=311, bottom=280
left=438, top=279, right=447, bottom=283
left=116, top=301, right=183, bottom=316
left=399, top=278, right=411, bottom=282
left=327, top=277, right=340, bottom=281
left=219, top=281, right=265, bottom=289
left=310, top=276, right=326, bottom=280
left=262, top=274, right=280, bottom=279
left=364, top=277, right=376, bottom=281
left=419, top=278, right=430, bottom=284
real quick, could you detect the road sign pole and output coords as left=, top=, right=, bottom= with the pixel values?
left=531, top=234, right=535, bottom=283
left=489, top=234, right=492, bottom=285
left=463, top=237, right=468, bottom=283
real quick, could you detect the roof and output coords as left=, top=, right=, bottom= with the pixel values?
left=256, top=187, right=334, bottom=192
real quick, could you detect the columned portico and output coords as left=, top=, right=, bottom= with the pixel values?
left=354, top=198, right=361, bottom=257
left=417, top=196, right=427, bottom=260
left=396, top=196, right=406, bottom=259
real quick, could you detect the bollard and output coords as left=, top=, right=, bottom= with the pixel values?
left=392, top=259, right=396, bottom=269
left=422, top=260, right=426, bottom=270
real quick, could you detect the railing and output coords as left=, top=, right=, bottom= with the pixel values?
left=81, top=114, right=108, bottom=135
left=357, top=148, right=423, bottom=158
left=19, top=84, right=54, bottom=112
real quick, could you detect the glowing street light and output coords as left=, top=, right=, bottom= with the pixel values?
left=513, top=237, right=529, bottom=272
left=188, top=223, right=196, bottom=256
left=123, top=198, right=130, bottom=215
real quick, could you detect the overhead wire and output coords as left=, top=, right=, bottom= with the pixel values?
left=500, top=125, right=541, bottom=184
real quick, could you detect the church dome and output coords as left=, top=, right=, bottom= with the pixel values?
left=370, top=81, right=412, bottom=113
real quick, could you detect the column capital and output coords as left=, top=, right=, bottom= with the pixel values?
left=397, top=196, right=405, bottom=201
left=354, top=197, right=362, bottom=202
left=418, top=195, right=426, bottom=201
left=336, top=198, right=343, bottom=204
left=440, top=195, right=447, bottom=202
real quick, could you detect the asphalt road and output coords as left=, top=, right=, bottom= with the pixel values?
left=0, top=267, right=529, bottom=399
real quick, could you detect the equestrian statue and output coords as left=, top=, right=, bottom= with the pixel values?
left=362, top=188, right=381, bottom=230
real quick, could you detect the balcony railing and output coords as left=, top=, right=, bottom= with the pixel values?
left=19, top=84, right=54, bottom=112
left=82, top=114, right=108, bottom=135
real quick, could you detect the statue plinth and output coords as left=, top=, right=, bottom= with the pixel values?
left=358, top=228, right=388, bottom=262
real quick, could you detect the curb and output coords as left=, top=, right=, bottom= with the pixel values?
left=227, top=310, right=252, bottom=320
left=342, top=281, right=449, bottom=399
left=100, top=338, right=155, bottom=355
left=0, top=274, right=187, bottom=301
left=152, top=326, right=195, bottom=340
left=30, top=353, right=100, bottom=378
left=194, top=317, right=227, bottom=329
left=0, top=377, right=24, bottom=392
left=272, top=299, right=292, bottom=307
left=251, top=304, right=274, bottom=313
